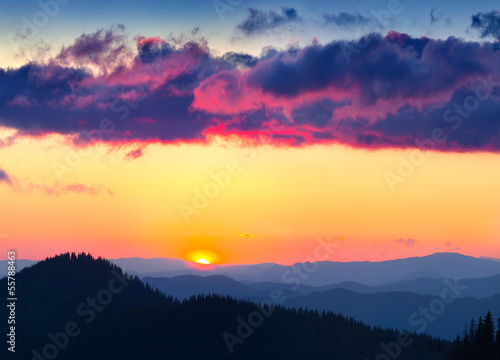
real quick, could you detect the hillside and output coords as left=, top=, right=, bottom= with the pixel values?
left=0, top=253, right=452, bottom=359
left=285, top=289, right=500, bottom=340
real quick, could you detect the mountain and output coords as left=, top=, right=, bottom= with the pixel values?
left=143, top=271, right=500, bottom=311
left=143, top=274, right=256, bottom=300
left=143, top=274, right=309, bottom=301
left=0, top=259, right=37, bottom=277
left=109, top=257, right=191, bottom=275
left=312, top=274, right=500, bottom=299
left=0, top=253, right=169, bottom=347
left=375, top=274, right=500, bottom=299
left=316, top=281, right=380, bottom=294
left=284, top=289, right=500, bottom=340
left=8, top=252, right=500, bottom=288
left=0, top=252, right=452, bottom=360
left=120, top=253, right=500, bottom=287
left=245, top=281, right=318, bottom=294
left=261, top=252, right=500, bottom=286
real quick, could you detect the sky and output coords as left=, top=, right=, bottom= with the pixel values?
left=0, top=0, right=499, bottom=264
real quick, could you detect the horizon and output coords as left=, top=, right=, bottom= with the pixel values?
left=7, top=250, right=500, bottom=266
left=3, top=2, right=500, bottom=358
left=1, top=1, right=500, bottom=265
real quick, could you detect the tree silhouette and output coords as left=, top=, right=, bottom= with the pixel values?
left=448, top=311, right=500, bottom=360
left=0, top=252, right=453, bottom=360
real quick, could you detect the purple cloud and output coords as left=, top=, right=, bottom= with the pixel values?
left=0, top=167, right=11, bottom=184
left=395, top=238, right=416, bottom=247
left=1, top=27, right=500, bottom=152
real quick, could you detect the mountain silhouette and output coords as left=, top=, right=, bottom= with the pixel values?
left=284, top=289, right=500, bottom=340
left=1, top=252, right=453, bottom=359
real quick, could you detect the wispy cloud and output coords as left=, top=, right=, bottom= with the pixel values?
left=237, top=7, right=301, bottom=36
left=0, top=167, right=11, bottom=184
left=322, top=12, right=379, bottom=29
left=21, top=182, right=113, bottom=196
left=0, top=166, right=112, bottom=195
left=445, top=241, right=461, bottom=250
left=125, top=148, right=143, bottom=160
left=395, top=238, right=416, bottom=247
left=239, top=233, right=255, bottom=238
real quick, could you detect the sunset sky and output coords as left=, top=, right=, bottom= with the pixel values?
left=0, top=0, right=499, bottom=263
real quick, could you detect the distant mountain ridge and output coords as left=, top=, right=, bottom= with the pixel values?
left=144, top=273, right=500, bottom=301
left=4, top=252, right=500, bottom=286
left=0, top=253, right=452, bottom=360
left=117, top=252, right=500, bottom=286
left=143, top=274, right=311, bottom=301
left=284, top=289, right=500, bottom=340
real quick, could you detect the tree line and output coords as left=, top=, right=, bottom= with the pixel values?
left=448, top=311, right=500, bottom=360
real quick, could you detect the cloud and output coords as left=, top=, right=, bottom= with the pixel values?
left=237, top=7, right=301, bottom=36
left=0, top=167, right=11, bottom=184
left=19, top=182, right=113, bottom=196
left=239, top=233, right=255, bottom=237
left=56, top=25, right=132, bottom=75
left=395, top=238, right=416, bottom=247
left=430, top=9, right=441, bottom=25
left=1, top=168, right=112, bottom=195
left=1, top=27, right=500, bottom=152
left=125, top=148, right=143, bottom=160
left=444, top=241, right=461, bottom=250
left=471, top=11, right=500, bottom=40
left=222, top=52, right=259, bottom=68
left=323, top=12, right=378, bottom=28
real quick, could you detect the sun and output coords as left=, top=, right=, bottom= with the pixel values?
left=196, top=258, right=210, bottom=265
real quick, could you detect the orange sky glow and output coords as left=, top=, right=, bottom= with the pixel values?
left=1, top=129, right=499, bottom=264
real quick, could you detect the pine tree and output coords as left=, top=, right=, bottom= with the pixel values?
left=469, top=318, right=476, bottom=345
left=484, top=311, right=495, bottom=352
left=452, top=335, right=462, bottom=360
left=477, top=316, right=484, bottom=346
left=495, top=315, right=500, bottom=358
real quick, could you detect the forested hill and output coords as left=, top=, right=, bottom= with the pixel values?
left=1, top=253, right=451, bottom=359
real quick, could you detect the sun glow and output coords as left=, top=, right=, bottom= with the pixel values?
left=196, top=258, right=210, bottom=265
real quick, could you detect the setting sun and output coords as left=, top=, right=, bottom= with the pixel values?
left=196, top=258, right=210, bottom=265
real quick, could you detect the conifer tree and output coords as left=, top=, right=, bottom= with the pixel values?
left=484, top=311, right=495, bottom=352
